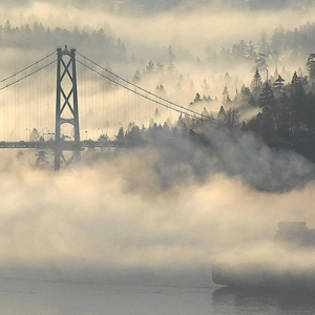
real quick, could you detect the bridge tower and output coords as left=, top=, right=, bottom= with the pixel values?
left=55, top=46, right=80, bottom=170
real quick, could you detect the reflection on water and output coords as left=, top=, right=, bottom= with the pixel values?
left=212, top=286, right=315, bottom=315
left=1, top=277, right=315, bottom=314
left=0, top=277, right=213, bottom=315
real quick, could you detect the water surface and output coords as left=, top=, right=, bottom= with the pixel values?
left=1, top=276, right=315, bottom=314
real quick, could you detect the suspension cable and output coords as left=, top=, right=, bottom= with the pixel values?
left=0, top=60, right=57, bottom=91
left=77, top=59, right=197, bottom=119
left=0, top=51, right=56, bottom=84
left=77, top=52, right=207, bottom=119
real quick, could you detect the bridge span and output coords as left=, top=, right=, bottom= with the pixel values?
left=0, top=45, right=205, bottom=170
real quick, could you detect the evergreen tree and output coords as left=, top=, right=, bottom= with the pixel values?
left=218, top=105, right=227, bottom=121
left=194, top=92, right=201, bottom=103
left=222, top=86, right=230, bottom=102
left=225, top=95, right=232, bottom=104
left=291, top=71, right=301, bottom=87
left=273, top=75, right=285, bottom=89
left=238, top=86, right=255, bottom=106
left=255, top=53, right=268, bottom=72
left=251, top=68, right=262, bottom=92
left=116, top=127, right=125, bottom=142
left=247, top=40, right=256, bottom=59
left=30, top=128, right=40, bottom=142
left=125, top=125, right=141, bottom=145
left=146, top=60, right=154, bottom=72
left=306, top=53, right=315, bottom=83
left=98, top=134, right=109, bottom=142
left=259, top=82, right=274, bottom=112
left=226, top=109, right=240, bottom=128
left=258, top=82, right=276, bottom=143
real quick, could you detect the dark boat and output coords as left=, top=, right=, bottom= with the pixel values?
left=212, top=222, right=315, bottom=288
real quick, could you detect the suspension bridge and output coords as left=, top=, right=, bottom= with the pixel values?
left=0, top=46, right=205, bottom=170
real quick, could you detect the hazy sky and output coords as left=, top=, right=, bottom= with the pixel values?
left=3, top=0, right=311, bottom=12
left=1, top=0, right=314, bottom=54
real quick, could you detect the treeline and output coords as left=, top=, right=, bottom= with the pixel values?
left=0, top=20, right=127, bottom=61
left=111, top=53, right=315, bottom=161
left=206, top=22, right=315, bottom=66
left=271, top=23, right=315, bottom=57
left=242, top=62, right=315, bottom=159
left=205, top=53, right=315, bottom=160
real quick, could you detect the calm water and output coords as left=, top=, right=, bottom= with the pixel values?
left=1, top=277, right=315, bottom=315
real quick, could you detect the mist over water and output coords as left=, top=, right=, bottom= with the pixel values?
left=1, top=139, right=315, bottom=314
left=0, top=126, right=314, bottom=272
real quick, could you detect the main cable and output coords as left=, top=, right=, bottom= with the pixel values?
left=0, top=60, right=57, bottom=91
left=0, top=51, right=56, bottom=84
left=77, top=59, right=197, bottom=119
left=77, top=52, right=207, bottom=119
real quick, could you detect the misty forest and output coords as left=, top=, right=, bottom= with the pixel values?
left=2, top=1, right=315, bottom=314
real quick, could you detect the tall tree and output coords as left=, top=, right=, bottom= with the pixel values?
left=291, top=71, right=301, bottom=87
left=259, top=82, right=274, bottom=113
left=255, top=53, right=268, bottom=73
left=116, top=127, right=125, bottom=142
left=30, top=128, right=40, bottom=142
left=226, top=109, right=240, bottom=128
left=218, top=105, right=227, bottom=121
left=251, top=68, right=263, bottom=92
left=306, top=53, right=315, bottom=84
left=222, top=86, right=230, bottom=103
left=273, top=75, right=285, bottom=90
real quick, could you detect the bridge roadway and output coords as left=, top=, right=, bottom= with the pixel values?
left=0, top=140, right=123, bottom=150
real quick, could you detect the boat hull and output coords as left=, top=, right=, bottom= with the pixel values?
left=212, top=264, right=315, bottom=289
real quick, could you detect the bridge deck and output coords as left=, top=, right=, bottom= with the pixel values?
left=0, top=141, right=123, bottom=150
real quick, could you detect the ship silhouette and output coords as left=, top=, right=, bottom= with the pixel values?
left=212, top=222, right=315, bottom=289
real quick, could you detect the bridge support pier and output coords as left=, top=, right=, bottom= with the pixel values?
left=55, top=46, right=81, bottom=170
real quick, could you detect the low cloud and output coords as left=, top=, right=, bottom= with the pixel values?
left=0, top=122, right=314, bottom=275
